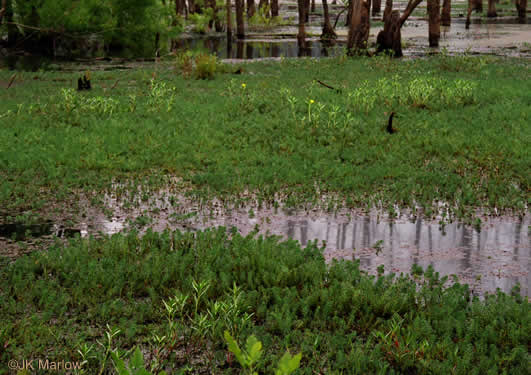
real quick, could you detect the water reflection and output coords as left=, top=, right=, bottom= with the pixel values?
left=280, top=214, right=530, bottom=297
left=177, top=37, right=345, bottom=59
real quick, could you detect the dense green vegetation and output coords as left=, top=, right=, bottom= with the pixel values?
left=0, top=228, right=529, bottom=374
left=1, top=0, right=181, bottom=55
left=1, top=55, right=529, bottom=222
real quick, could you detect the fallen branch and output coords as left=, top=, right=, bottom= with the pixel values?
left=315, top=79, right=342, bottom=93
left=111, top=80, right=119, bottom=90
left=7, top=73, right=16, bottom=89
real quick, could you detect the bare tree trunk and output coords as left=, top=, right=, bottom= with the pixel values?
left=0, top=0, right=6, bottom=25
left=346, top=2, right=353, bottom=25
left=372, top=0, right=382, bottom=15
left=383, top=0, right=393, bottom=21
left=487, top=0, right=497, bottom=16
left=465, top=0, right=482, bottom=28
left=441, top=0, right=451, bottom=25
left=227, top=0, right=232, bottom=39
left=271, top=0, right=279, bottom=16
left=311, top=0, right=316, bottom=12
left=321, top=0, right=337, bottom=39
left=297, top=0, right=307, bottom=48
left=175, top=0, right=184, bottom=15
left=305, top=0, right=310, bottom=22
left=189, top=0, right=196, bottom=13
left=347, top=0, right=371, bottom=54
left=5, top=0, right=17, bottom=46
left=247, top=0, right=256, bottom=17
left=377, top=10, right=402, bottom=56
left=400, top=0, right=423, bottom=26
left=236, top=0, right=245, bottom=38
left=377, top=0, right=422, bottom=56
left=428, top=0, right=440, bottom=47
left=516, top=0, right=526, bottom=22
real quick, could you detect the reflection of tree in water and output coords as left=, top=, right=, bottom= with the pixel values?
left=459, top=224, right=472, bottom=272
left=246, top=43, right=254, bottom=58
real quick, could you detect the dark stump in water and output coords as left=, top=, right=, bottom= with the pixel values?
left=376, top=10, right=402, bottom=57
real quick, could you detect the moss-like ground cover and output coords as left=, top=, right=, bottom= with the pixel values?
left=0, top=228, right=529, bottom=374
left=0, top=55, right=530, bottom=222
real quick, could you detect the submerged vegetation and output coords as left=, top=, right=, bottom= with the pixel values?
left=0, top=54, right=529, bottom=222
left=0, top=228, right=529, bottom=373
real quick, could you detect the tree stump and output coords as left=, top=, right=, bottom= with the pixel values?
left=376, top=10, right=402, bottom=57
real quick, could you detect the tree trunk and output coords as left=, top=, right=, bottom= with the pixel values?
left=465, top=0, right=482, bottom=28
left=321, top=0, right=337, bottom=39
left=346, top=2, right=353, bottom=25
left=516, top=0, right=526, bottom=22
left=305, top=0, right=310, bottom=22
left=5, top=0, right=17, bottom=46
left=189, top=0, right=196, bottom=13
left=175, top=0, right=185, bottom=15
left=383, top=0, right=393, bottom=21
left=377, top=10, right=402, bottom=56
left=271, top=0, right=279, bottom=16
left=441, top=0, right=451, bottom=25
left=227, top=0, right=232, bottom=39
left=427, top=0, right=440, bottom=47
left=237, top=40, right=244, bottom=58
left=247, top=0, right=256, bottom=17
left=487, top=0, right=497, bottom=16
left=400, top=0, right=423, bottom=27
left=0, top=0, right=6, bottom=25
left=347, top=0, right=371, bottom=54
left=377, top=0, right=422, bottom=57
left=372, top=0, right=382, bottom=15
left=236, top=0, right=245, bottom=38
left=297, top=0, right=307, bottom=48
left=311, top=0, right=316, bottom=13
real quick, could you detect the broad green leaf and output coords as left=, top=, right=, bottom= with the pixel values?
left=275, top=351, right=302, bottom=375
left=111, top=352, right=130, bottom=375
left=131, top=347, right=144, bottom=370
left=224, top=330, right=245, bottom=366
left=245, top=335, right=262, bottom=364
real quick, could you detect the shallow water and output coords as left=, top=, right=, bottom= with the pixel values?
left=74, top=189, right=531, bottom=298
left=0, top=222, right=80, bottom=241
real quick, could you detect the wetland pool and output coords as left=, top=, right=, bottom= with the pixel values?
left=59, top=190, right=531, bottom=298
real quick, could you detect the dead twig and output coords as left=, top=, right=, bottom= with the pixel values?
left=111, top=80, right=119, bottom=89
left=7, top=73, right=16, bottom=89
left=316, top=79, right=342, bottom=93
